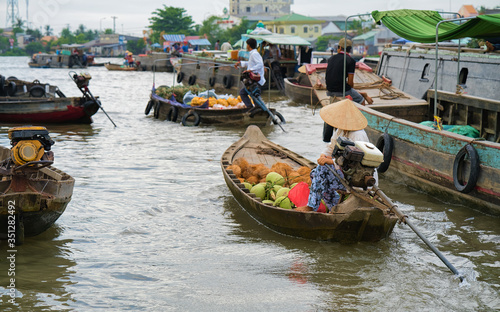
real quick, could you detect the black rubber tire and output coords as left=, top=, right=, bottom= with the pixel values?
left=154, top=102, right=160, bottom=119
left=166, top=106, right=178, bottom=122
left=209, top=76, right=216, bottom=87
left=188, top=75, right=197, bottom=85
left=29, top=85, right=45, bottom=97
left=145, top=100, right=154, bottom=115
left=7, top=76, right=18, bottom=80
left=323, top=122, right=334, bottom=143
left=453, top=144, right=480, bottom=193
left=181, top=111, right=201, bottom=126
left=0, top=75, right=5, bottom=96
left=6, top=81, right=17, bottom=96
left=223, top=75, right=233, bottom=89
left=83, top=100, right=99, bottom=116
left=176, top=72, right=185, bottom=83
left=272, top=112, right=286, bottom=124
left=376, top=133, right=394, bottom=173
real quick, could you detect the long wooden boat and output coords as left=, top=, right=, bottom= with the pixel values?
left=135, top=52, right=176, bottom=72
left=221, top=125, right=399, bottom=243
left=0, top=77, right=100, bottom=124
left=0, top=128, right=74, bottom=245
left=148, top=92, right=284, bottom=127
left=104, top=63, right=139, bottom=71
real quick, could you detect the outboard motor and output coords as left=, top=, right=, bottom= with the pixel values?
left=8, top=126, right=54, bottom=166
left=240, top=70, right=261, bottom=97
left=332, top=137, right=383, bottom=189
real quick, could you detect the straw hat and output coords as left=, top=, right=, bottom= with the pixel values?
left=338, top=38, right=352, bottom=49
left=319, top=99, right=367, bottom=131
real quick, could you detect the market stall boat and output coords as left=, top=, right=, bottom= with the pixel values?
left=221, top=125, right=399, bottom=243
left=176, top=32, right=311, bottom=95
left=0, top=126, right=74, bottom=245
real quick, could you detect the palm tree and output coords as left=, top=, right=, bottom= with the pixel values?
left=44, top=25, right=53, bottom=36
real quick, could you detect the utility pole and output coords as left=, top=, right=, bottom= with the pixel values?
left=6, top=0, right=20, bottom=28
left=111, top=16, right=117, bottom=33
left=25, top=0, right=29, bottom=29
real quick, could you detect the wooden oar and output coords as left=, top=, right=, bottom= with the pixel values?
left=325, top=165, right=464, bottom=282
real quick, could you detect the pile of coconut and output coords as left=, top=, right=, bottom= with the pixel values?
left=227, top=157, right=312, bottom=209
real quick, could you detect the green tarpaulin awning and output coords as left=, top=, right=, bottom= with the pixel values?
left=371, top=9, right=500, bottom=43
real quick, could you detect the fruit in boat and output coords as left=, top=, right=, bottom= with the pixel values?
left=266, top=172, right=284, bottom=186
left=276, top=187, right=290, bottom=198
left=250, top=183, right=267, bottom=200
left=262, top=200, right=274, bottom=205
left=243, top=182, right=253, bottom=191
left=274, top=196, right=292, bottom=209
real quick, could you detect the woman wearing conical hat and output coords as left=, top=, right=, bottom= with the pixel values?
left=296, top=99, right=372, bottom=212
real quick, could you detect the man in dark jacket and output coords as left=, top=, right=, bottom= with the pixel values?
left=325, top=38, right=372, bottom=105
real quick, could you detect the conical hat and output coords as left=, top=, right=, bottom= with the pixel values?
left=319, top=99, right=367, bottom=131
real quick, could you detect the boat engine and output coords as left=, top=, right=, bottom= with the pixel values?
left=332, top=137, right=384, bottom=189
left=8, top=126, right=55, bottom=166
left=240, top=70, right=261, bottom=96
left=72, top=72, right=92, bottom=89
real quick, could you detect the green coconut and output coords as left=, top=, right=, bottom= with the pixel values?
left=274, top=196, right=292, bottom=209
left=290, top=183, right=298, bottom=189
left=276, top=187, right=290, bottom=198
left=262, top=200, right=274, bottom=205
left=250, top=183, right=266, bottom=200
left=266, top=172, right=285, bottom=186
left=243, top=182, right=253, bottom=191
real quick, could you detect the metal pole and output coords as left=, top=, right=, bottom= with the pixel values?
left=433, top=15, right=471, bottom=117
left=344, top=13, right=372, bottom=97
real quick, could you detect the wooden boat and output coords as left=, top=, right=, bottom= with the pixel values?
left=316, top=10, right=500, bottom=215
left=176, top=32, right=311, bottom=94
left=0, top=76, right=100, bottom=124
left=147, top=92, right=284, bottom=127
left=221, top=125, right=399, bottom=243
left=135, top=52, right=176, bottom=72
left=0, top=127, right=74, bottom=245
left=284, top=77, right=319, bottom=106
left=28, top=53, right=86, bottom=69
left=104, top=63, right=139, bottom=71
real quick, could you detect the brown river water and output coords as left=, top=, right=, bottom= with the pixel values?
left=0, top=57, right=499, bottom=311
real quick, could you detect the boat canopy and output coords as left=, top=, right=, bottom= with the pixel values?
left=188, top=39, right=211, bottom=46
left=162, top=34, right=185, bottom=42
left=243, top=33, right=311, bottom=46
left=371, top=9, right=500, bottom=43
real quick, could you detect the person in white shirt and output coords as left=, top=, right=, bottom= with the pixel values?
left=235, top=38, right=266, bottom=108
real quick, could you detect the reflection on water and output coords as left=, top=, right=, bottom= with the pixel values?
left=0, top=57, right=499, bottom=311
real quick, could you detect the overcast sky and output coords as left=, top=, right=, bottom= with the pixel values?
left=2, top=0, right=499, bottom=37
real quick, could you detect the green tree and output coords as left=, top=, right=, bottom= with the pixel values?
left=198, top=16, right=222, bottom=45
left=26, top=28, right=42, bottom=40
left=315, top=35, right=342, bottom=51
left=149, top=6, right=195, bottom=35
left=217, top=18, right=255, bottom=47
left=127, top=39, right=146, bottom=54
left=25, top=41, right=45, bottom=54
left=104, top=28, right=113, bottom=34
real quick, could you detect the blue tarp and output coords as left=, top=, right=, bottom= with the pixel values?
left=188, top=39, right=211, bottom=46
left=162, top=34, right=185, bottom=42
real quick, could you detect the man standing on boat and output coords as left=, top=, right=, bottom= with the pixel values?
left=235, top=38, right=266, bottom=108
left=325, top=38, right=372, bottom=105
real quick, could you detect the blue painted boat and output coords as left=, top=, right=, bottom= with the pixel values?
left=356, top=92, right=500, bottom=215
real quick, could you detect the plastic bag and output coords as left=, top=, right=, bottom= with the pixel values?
left=198, top=89, right=217, bottom=99
left=183, top=90, right=195, bottom=104
left=288, top=182, right=327, bottom=213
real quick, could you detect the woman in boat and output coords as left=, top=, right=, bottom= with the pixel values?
left=296, top=99, right=370, bottom=212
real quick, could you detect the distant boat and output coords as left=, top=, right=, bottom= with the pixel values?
left=104, top=63, right=139, bottom=71
left=0, top=75, right=100, bottom=124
